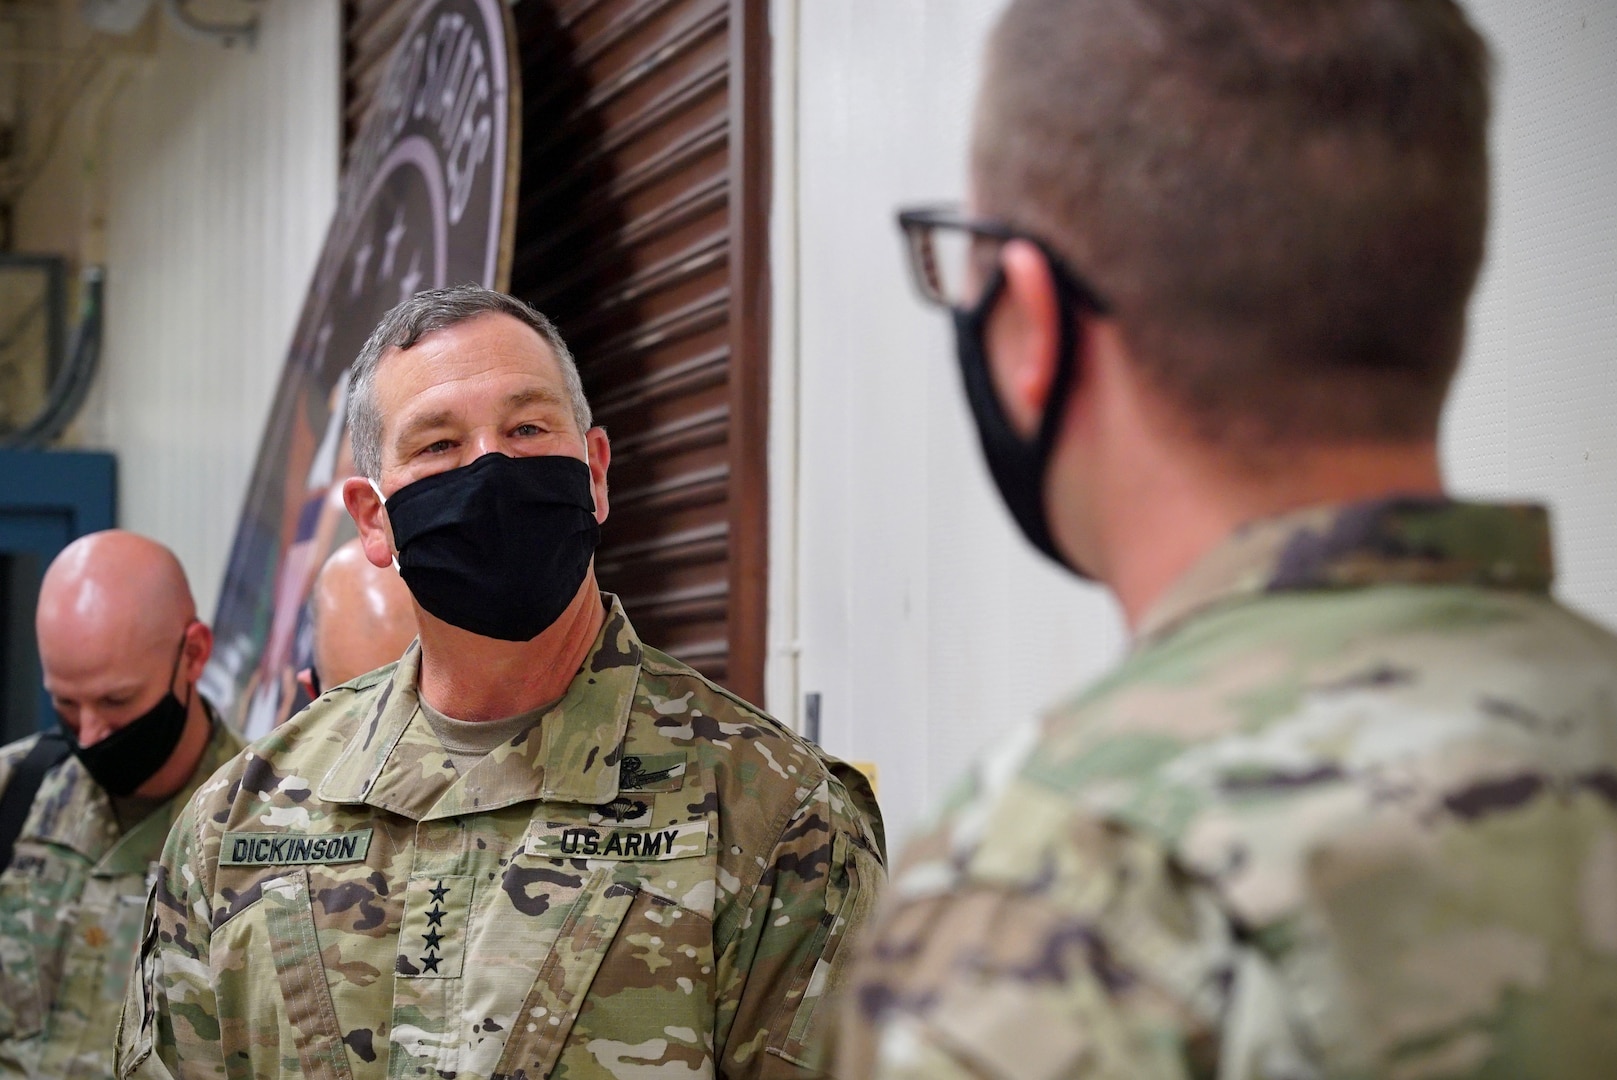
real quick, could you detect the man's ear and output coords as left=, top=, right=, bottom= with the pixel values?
left=986, top=239, right=1064, bottom=439
left=342, top=476, right=397, bottom=569
left=585, top=428, right=611, bottom=524
left=181, top=621, right=214, bottom=682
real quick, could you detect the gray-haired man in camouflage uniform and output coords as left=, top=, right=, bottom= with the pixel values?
left=837, top=1, right=1617, bottom=1077
left=117, top=286, right=884, bottom=1080
left=0, top=531, right=244, bottom=1079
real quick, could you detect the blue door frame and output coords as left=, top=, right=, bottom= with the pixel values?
left=0, top=450, right=117, bottom=733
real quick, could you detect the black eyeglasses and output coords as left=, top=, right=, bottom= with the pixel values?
left=895, top=205, right=1111, bottom=315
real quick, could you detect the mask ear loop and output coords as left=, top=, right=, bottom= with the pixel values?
left=369, top=477, right=403, bottom=571
left=585, top=432, right=601, bottom=517
left=171, top=619, right=198, bottom=713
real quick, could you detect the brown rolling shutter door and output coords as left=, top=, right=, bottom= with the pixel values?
left=342, top=0, right=770, bottom=704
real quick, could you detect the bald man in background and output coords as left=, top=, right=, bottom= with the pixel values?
left=0, top=531, right=243, bottom=1079
left=297, top=537, right=419, bottom=698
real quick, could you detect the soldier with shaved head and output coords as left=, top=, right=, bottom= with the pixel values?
left=0, top=531, right=243, bottom=1079
left=296, top=537, right=419, bottom=700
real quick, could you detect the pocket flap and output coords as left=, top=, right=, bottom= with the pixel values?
left=262, top=870, right=355, bottom=1080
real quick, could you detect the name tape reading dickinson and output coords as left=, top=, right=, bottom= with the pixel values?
left=220, top=829, right=374, bottom=866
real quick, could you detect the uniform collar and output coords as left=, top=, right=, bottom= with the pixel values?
left=1135, top=497, right=1554, bottom=645
left=95, top=704, right=241, bottom=876
left=23, top=700, right=238, bottom=875
left=317, top=594, right=644, bottom=820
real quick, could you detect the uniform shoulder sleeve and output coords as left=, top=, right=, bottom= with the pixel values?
left=116, top=775, right=228, bottom=1078
left=0, top=734, right=42, bottom=797
left=824, top=757, right=885, bottom=864
left=716, top=769, right=886, bottom=1078
left=834, top=808, right=1243, bottom=1080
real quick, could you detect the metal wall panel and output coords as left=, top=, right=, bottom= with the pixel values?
left=1443, top=0, right=1617, bottom=631
left=68, top=3, right=342, bottom=623
left=787, top=0, right=1113, bottom=849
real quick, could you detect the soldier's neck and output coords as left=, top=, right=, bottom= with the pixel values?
left=1094, top=440, right=1445, bottom=633
left=132, top=693, right=212, bottom=800
left=414, top=577, right=607, bottom=722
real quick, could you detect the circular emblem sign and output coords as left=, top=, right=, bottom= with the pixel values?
left=206, top=0, right=518, bottom=736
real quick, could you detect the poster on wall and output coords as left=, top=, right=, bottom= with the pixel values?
left=202, top=0, right=519, bottom=738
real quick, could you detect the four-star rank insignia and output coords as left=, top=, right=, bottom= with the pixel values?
left=398, top=875, right=473, bottom=978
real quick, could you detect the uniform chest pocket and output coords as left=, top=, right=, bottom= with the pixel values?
left=0, top=857, right=78, bottom=1041
left=76, top=876, right=152, bottom=1017
left=486, top=821, right=719, bottom=1080
left=259, top=870, right=357, bottom=1080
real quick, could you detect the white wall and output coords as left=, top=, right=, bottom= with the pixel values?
left=1445, top=0, right=1617, bottom=624
left=775, top=0, right=1617, bottom=850
left=772, top=0, right=1122, bottom=850
left=69, top=3, right=340, bottom=620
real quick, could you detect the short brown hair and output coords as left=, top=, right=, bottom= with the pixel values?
left=975, top=0, right=1492, bottom=451
left=347, top=285, right=590, bottom=480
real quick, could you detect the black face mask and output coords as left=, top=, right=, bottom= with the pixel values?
left=64, top=628, right=194, bottom=798
left=953, top=266, right=1094, bottom=576
left=385, top=452, right=601, bottom=642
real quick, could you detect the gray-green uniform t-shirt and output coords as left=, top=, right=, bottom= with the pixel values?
left=416, top=698, right=548, bottom=776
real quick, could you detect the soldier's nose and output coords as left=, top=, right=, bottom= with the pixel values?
left=470, top=432, right=503, bottom=459
left=77, top=715, right=114, bottom=747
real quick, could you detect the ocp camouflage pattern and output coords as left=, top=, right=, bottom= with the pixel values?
left=118, top=595, right=885, bottom=1079
left=837, top=498, right=1617, bottom=1079
left=0, top=709, right=242, bottom=1079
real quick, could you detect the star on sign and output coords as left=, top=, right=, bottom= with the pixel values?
left=428, top=881, right=450, bottom=903
left=381, top=206, right=407, bottom=279
left=350, top=241, right=373, bottom=297
left=422, top=928, right=443, bottom=950
left=421, top=953, right=441, bottom=974
left=398, top=249, right=423, bottom=301
left=425, top=906, right=446, bottom=927
left=310, top=323, right=334, bottom=372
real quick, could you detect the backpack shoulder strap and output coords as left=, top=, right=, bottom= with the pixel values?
left=0, top=732, right=73, bottom=871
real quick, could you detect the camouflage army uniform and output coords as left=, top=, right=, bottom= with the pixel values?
left=118, top=596, right=885, bottom=1080
left=0, top=707, right=243, bottom=1079
left=838, top=499, right=1617, bottom=1080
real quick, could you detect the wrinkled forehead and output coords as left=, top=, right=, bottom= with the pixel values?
left=374, top=313, right=565, bottom=411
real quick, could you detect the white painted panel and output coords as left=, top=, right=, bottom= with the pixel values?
left=1444, top=0, right=1617, bottom=626
left=765, top=0, right=802, bottom=731
left=73, top=2, right=340, bottom=620
left=786, top=0, right=1122, bottom=849
left=784, top=0, right=1617, bottom=850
